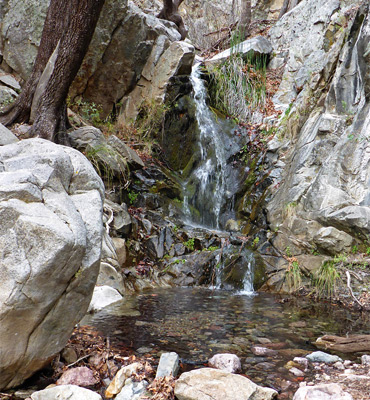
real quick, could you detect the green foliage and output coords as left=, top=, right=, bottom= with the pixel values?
left=312, top=260, right=340, bottom=298
left=184, top=238, right=195, bottom=251
left=286, top=260, right=302, bottom=292
left=128, top=190, right=138, bottom=205
left=285, top=246, right=292, bottom=258
left=351, top=245, right=358, bottom=254
left=69, top=98, right=103, bottom=125
left=207, top=51, right=267, bottom=122
left=115, top=99, right=169, bottom=157
left=205, top=246, right=219, bottom=252
left=252, top=237, right=260, bottom=248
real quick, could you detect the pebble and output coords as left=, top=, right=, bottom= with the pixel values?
left=289, top=367, right=304, bottom=377
left=333, top=361, right=345, bottom=370
left=251, top=346, right=278, bottom=357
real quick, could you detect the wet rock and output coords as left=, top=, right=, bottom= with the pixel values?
left=56, top=367, right=98, bottom=387
left=306, top=351, right=342, bottom=364
left=88, top=286, right=123, bottom=313
left=105, top=363, right=141, bottom=399
left=251, top=346, right=278, bottom=357
left=292, top=383, right=353, bottom=400
left=30, top=385, right=102, bottom=400
left=105, top=200, right=132, bottom=237
left=156, top=352, right=180, bottom=378
left=208, top=354, right=241, bottom=373
left=257, top=337, right=272, bottom=345
left=115, top=379, right=148, bottom=400
left=175, top=368, right=277, bottom=400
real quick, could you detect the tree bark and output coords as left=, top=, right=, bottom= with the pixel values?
left=239, top=0, right=252, bottom=39
left=158, top=0, right=187, bottom=40
left=0, top=0, right=105, bottom=144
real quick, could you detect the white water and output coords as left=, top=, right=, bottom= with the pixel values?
left=182, top=63, right=254, bottom=295
left=182, top=63, right=227, bottom=229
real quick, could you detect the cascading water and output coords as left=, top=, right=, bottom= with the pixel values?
left=182, top=62, right=255, bottom=294
left=182, top=63, right=228, bottom=229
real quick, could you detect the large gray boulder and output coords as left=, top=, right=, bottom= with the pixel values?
left=0, top=138, right=104, bottom=389
left=175, top=368, right=277, bottom=400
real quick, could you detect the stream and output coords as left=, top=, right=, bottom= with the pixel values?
left=83, top=288, right=369, bottom=389
left=87, top=63, right=370, bottom=395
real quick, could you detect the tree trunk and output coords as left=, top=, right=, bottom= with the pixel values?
left=239, top=0, right=252, bottom=39
left=158, top=0, right=187, bottom=40
left=0, top=0, right=105, bottom=143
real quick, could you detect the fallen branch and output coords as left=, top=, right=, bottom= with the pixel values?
left=67, top=353, right=91, bottom=368
left=346, top=270, right=363, bottom=309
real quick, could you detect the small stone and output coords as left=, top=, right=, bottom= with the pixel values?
left=156, top=352, right=180, bottom=378
left=290, top=367, right=304, bottom=377
left=56, top=367, right=98, bottom=387
left=361, top=355, right=370, bottom=365
left=293, top=357, right=309, bottom=371
left=306, top=351, right=342, bottom=364
left=257, top=337, right=272, bottom=345
left=61, top=347, right=78, bottom=364
left=333, top=361, right=345, bottom=370
left=343, top=360, right=352, bottom=367
left=115, top=379, right=149, bottom=400
left=105, top=363, right=141, bottom=398
left=208, top=354, right=241, bottom=373
left=251, top=346, right=278, bottom=357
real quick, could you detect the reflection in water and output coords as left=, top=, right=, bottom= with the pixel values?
left=84, top=288, right=369, bottom=387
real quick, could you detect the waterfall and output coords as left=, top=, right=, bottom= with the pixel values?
left=180, top=64, right=255, bottom=295
left=182, top=63, right=228, bottom=229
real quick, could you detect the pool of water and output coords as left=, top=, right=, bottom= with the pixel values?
left=82, top=288, right=370, bottom=395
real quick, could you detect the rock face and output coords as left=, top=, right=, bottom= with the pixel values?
left=174, top=368, right=277, bottom=400
left=0, top=0, right=193, bottom=118
left=263, top=0, right=370, bottom=288
left=0, top=138, right=104, bottom=390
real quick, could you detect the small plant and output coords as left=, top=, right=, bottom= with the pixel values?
left=206, top=246, right=219, bottom=252
left=312, top=260, right=340, bottom=298
left=184, top=238, right=195, bottom=251
left=351, top=245, right=358, bottom=254
left=285, top=246, right=292, bottom=258
left=252, top=237, right=260, bottom=248
left=286, top=260, right=302, bottom=292
left=128, top=190, right=138, bottom=205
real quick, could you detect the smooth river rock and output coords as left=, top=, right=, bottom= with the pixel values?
left=174, top=368, right=277, bottom=400
left=31, top=385, right=102, bottom=400
left=293, top=383, right=353, bottom=400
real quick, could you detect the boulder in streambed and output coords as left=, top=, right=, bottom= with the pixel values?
left=174, top=368, right=277, bottom=400
left=0, top=138, right=104, bottom=390
left=306, top=351, right=342, bottom=364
